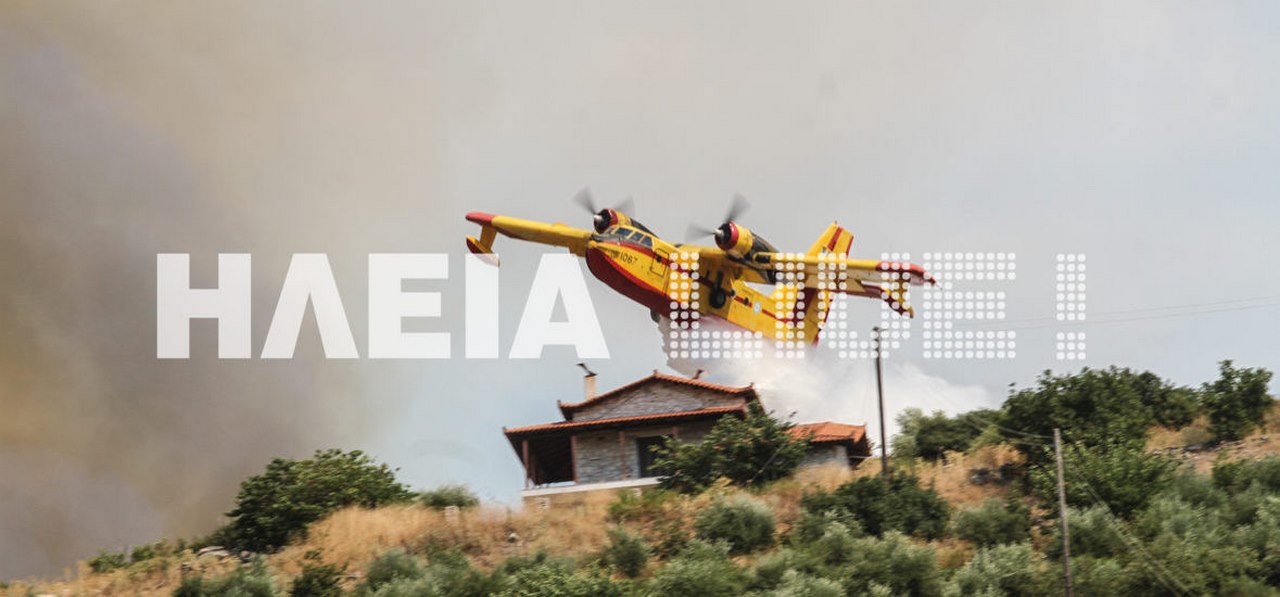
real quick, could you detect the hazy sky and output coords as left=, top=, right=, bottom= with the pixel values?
left=2, top=0, right=1278, bottom=579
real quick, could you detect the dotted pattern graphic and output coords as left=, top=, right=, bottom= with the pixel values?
left=820, top=253, right=913, bottom=359
left=1055, top=254, right=1087, bottom=359
left=921, top=253, right=1016, bottom=360
left=1057, top=331, right=1087, bottom=361
left=873, top=252, right=914, bottom=359
left=666, top=251, right=764, bottom=360
left=772, top=261, right=807, bottom=359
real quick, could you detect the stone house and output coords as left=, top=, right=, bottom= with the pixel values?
left=503, top=371, right=870, bottom=506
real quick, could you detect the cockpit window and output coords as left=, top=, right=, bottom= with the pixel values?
left=611, top=227, right=652, bottom=247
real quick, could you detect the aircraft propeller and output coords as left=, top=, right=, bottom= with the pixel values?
left=572, top=187, right=635, bottom=232
left=685, top=193, right=751, bottom=244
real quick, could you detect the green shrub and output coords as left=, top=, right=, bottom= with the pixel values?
left=428, top=546, right=507, bottom=597
left=367, top=577, right=437, bottom=597
left=750, top=548, right=815, bottom=591
left=89, top=540, right=174, bottom=575
left=951, top=499, right=1031, bottom=547
left=1062, top=556, right=1130, bottom=597
left=790, top=509, right=863, bottom=545
left=1002, top=367, right=1196, bottom=466
left=1213, top=456, right=1280, bottom=494
left=1044, top=507, right=1127, bottom=560
left=175, top=577, right=210, bottom=597
left=419, top=484, right=480, bottom=510
left=1122, top=531, right=1261, bottom=597
left=224, top=449, right=415, bottom=552
left=605, top=488, right=675, bottom=523
left=1201, top=361, right=1274, bottom=442
left=800, top=473, right=950, bottom=539
left=603, top=489, right=688, bottom=556
left=493, top=549, right=565, bottom=577
left=836, top=532, right=941, bottom=597
left=943, top=543, right=1045, bottom=597
left=174, top=562, right=278, bottom=597
left=892, top=408, right=999, bottom=461
left=650, top=540, right=747, bottom=597
left=1134, top=495, right=1226, bottom=542
left=363, top=549, right=422, bottom=593
left=1224, top=484, right=1273, bottom=527
left=1163, top=469, right=1228, bottom=509
left=654, top=408, right=810, bottom=493
left=130, top=540, right=171, bottom=564
left=693, top=495, right=775, bottom=554
left=1033, top=443, right=1175, bottom=519
left=601, top=527, right=649, bottom=578
left=290, top=562, right=344, bottom=597
left=225, top=572, right=277, bottom=597
left=1233, top=496, right=1280, bottom=585
left=361, top=547, right=502, bottom=597
left=810, top=521, right=860, bottom=566
left=771, top=570, right=843, bottom=597
left=494, top=563, right=624, bottom=597
left=88, top=550, right=128, bottom=574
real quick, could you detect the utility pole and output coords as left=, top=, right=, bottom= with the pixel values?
left=1054, top=428, right=1074, bottom=597
left=873, top=326, right=889, bottom=477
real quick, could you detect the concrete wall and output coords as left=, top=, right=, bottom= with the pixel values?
left=521, top=478, right=661, bottom=511
left=573, top=420, right=717, bottom=484
left=571, top=381, right=747, bottom=422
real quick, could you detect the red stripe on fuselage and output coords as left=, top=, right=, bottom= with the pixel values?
left=589, top=241, right=791, bottom=326
left=585, top=246, right=670, bottom=313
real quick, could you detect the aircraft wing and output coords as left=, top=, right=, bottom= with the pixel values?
left=755, top=253, right=937, bottom=316
left=755, top=253, right=935, bottom=286
left=685, top=248, right=937, bottom=316
left=465, top=212, right=594, bottom=264
left=672, top=245, right=777, bottom=285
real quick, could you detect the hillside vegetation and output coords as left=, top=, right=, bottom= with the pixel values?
left=4, top=361, right=1278, bottom=597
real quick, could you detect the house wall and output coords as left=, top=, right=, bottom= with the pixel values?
left=571, top=382, right=747, bottom=422
left=573, top=420, right=718, bottom=484
left=799, top=443, right=849, bottom=469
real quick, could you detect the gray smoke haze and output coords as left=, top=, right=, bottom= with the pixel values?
left=0, top=3, right=451, bottom=577
left=4, top=0, right=1280, bottom=581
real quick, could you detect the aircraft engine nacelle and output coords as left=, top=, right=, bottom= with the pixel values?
left=593, top=208, right=634, bottom=233
left=715, top=222, right=757, bottom=259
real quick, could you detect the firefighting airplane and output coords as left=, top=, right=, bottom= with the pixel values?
left=464, top=190, right=935, bottom=345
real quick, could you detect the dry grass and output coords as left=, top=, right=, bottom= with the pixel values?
left=833, top=446, right=1021, bottom=508
left=4, top=496, right=622, bottom=597
left=278, top=494, right=621, bottom=575
left=4, top=553, right=240, bottom=597
left=1148, top=404, right=1280, bottom=474
left=1148, top=415, right=1213, bottom=451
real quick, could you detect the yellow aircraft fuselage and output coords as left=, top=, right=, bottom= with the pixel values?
left=465, top=210, right=934, bottom=344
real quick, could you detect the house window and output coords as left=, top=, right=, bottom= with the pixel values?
left=636, top=435, right=670, bottom=478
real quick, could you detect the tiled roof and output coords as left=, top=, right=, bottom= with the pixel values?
left=791, top=421, right=867, bottom=444
left=558, top=371, right=757, bottom=418
left=505, top=405, right=747, bottom=437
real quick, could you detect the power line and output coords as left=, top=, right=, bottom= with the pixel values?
left=950, top=296, right=1280, bottom=331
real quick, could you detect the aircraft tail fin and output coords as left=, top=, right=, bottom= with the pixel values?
left=764, top=224, right=853, bottom=346
left=806, top=222, right=854, bottom=257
